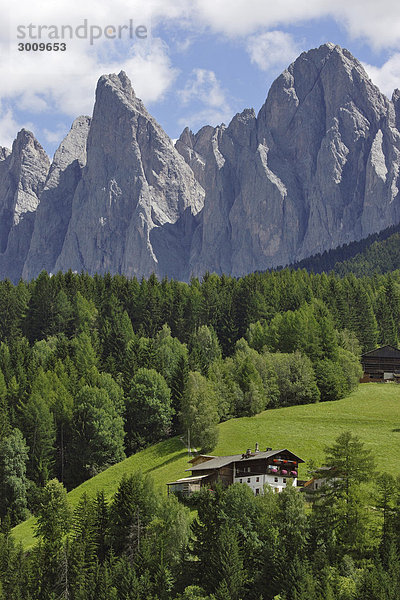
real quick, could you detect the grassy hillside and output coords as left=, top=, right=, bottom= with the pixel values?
left=12, top=383, right=400, bottom=549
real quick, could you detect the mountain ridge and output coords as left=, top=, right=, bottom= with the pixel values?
left=2, top=44, right=400, bottom=282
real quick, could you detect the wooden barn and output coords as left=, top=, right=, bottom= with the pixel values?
left=361, top=345, right=400, bottom=381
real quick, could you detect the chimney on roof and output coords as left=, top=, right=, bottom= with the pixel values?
left=255, top=442, right=259, bottom=453
left=246, top=448, right=252, bottom=457
left=266, top=447, right=272, bottom=451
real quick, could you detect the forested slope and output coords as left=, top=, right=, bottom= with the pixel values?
left=0, top=267, right=398, bottom=534
left=290, top=223, right=400, bottom=276
left=0, top=269, right=399, bottom=599
left=12, top=383, right=400, bottom=551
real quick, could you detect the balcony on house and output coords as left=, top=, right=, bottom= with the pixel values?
left=167, top=445, right=304, bottom=497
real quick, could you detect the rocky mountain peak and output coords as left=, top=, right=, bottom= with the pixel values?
left=0, top=43, right=399, bottom=283
left=0, top=129, right=49, bottom=281
left=53, top=70, right=204, bottom=281
left=190, top=43, right=400, bottom=278
left=177, top=127, right=195, bottom=149
left=49, top=116, right=91, bottom=176
left=9, top=130, right=49, bottom=220
left=22, top=116, right=91, bottom=280
left=94, top=70, right=145, bottom=119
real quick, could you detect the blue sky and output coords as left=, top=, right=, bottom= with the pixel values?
left=1, top=0, right=400, bottom=157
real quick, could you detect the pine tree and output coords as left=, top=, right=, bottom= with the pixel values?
left=93, top=490, right=110, bottom=563
left=23, top=390, right=56, bottom=485
left=0, top=371, right=9, bottom=442
left=349, top=283, right=378, bottom=352
left=35, top=479, right=71, bottom=544
left=69, top=494, right=97, bottom=599
left=170, top=354, right=189, bottom=434
left=109, top=473, right=157, bottom=557
left=376, top=473, right=396, bottom=564
left=311, top=431, right=374, bottom=558
left=0, top=428, right=29, bottom=525
left=209, top=524, right=246, bottom=600
left=34, top=479, right=71, bottom=599
left=277, top=484, right=308, bottom=562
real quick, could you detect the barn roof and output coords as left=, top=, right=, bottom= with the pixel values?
left=188, top=449, right=304, bottom=472
left=361, top=345, right=400, bottom=359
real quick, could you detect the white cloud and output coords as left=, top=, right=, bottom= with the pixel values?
left=175, top=37, right=194, bottom=53
left=177, top=107, right=231, bottom=132
left=178, top=69, right=226, bottom=107
left=334, top=1, right=400, bottom=51
left=3, top=0, right=400, bottom=57
left=246, top=31, right=300, bottom=72
left=2, top=0, right=400, bottom=147
left=0, top=105, right=33, bottom=149
left=121, top=40, right=179, bottom=104
left=190, top=0, right=400, bottom=50
left=177, top=68, right=233, bottom=131
left=0, top=0, right=179, bottom=146
left=0, top=33, right=178, bottom=148
left=42, top=124, right=70, bottom=144
left=363, top=54, right=400, bottom=98
left=190, top=0, right=319, bottom=37
left=16, top=92, right=49, bottom=114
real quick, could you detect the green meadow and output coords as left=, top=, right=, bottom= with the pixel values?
left=12, top=383, right=400, bottom=549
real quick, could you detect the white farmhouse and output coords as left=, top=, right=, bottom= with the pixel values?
left=167, top=444, right=305, bottom=497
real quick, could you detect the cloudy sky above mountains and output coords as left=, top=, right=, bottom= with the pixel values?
left=1, top=0, right=400, bottom=155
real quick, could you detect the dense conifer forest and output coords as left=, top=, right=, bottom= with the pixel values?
left=1, top=432, right=400, bottom=599
left=290, top=223, right=400, bottom=275
left=0, top=268, right=400, bottom=598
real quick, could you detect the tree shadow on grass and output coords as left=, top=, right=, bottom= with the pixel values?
left=150, top=436, right=187, bottom=457
left=392, top=428, right=400, bottom=432
left=145, top=449, right=188, bottom=474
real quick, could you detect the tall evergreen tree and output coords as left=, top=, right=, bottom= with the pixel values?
left=209, top=524, right=245, bottom=600
left=23, top=390, right=56, bottom=486
left=33, top=479, right=71, bottom=600
left=0, top=428, right=29, bottom=526
left=109, top=473, right=157, bottom=556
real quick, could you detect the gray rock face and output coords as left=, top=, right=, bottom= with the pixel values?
left=2, top=44, right=400, bottom=282
left=23, top=116, right=91, bottom=279
left=0, top=130, right=49, bottom=282
left=54, top=71, right=204, bottom=280
left=175, top=125, right=214, bottom=189
left=187, top=43, right=400, bottom=277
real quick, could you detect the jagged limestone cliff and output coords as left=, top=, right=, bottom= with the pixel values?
left=1, top=43, right=400, bottom=282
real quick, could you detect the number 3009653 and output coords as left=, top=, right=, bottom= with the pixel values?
left=18, top=43, right=67, bottom=51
